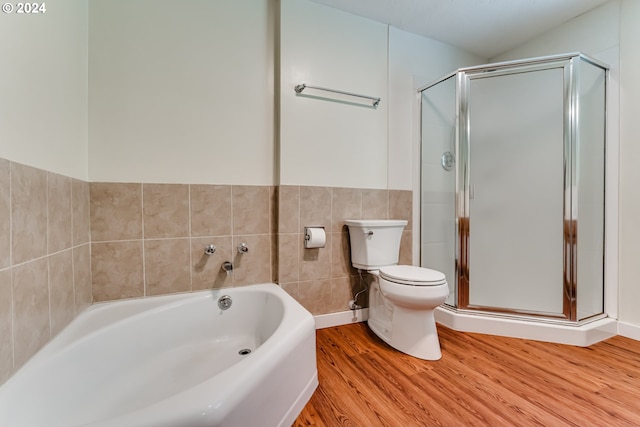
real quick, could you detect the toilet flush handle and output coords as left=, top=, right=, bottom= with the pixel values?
left=365, top=230, right=373, bottom=236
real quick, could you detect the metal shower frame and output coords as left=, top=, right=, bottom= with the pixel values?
left=418, top=52, right=609, bottom=323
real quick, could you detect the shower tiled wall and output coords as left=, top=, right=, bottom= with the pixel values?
left=277, top=186, right=412, bottom=315
left=89, top=183, right=277, bottom=301
left=0, top=158, right=92, bottom=385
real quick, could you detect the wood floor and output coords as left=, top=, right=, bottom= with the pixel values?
left=294, top=322, right=640, bottom=427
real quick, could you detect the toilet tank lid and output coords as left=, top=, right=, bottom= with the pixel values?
left=344, top=219, right=408, bottom=227
left=380, top=265, right=446, bottom=284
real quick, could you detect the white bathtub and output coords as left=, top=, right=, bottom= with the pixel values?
left=0, top=283, right=318, bottom=427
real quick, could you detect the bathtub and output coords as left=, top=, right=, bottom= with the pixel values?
left=0, top=283, right=318, bottom=427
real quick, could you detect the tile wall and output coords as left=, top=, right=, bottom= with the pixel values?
left=89, top=183, right=277, bottom=301
left=277, top=186, right=413, bottom=315
left=90, top=183, right=412, bottom=316
left=0, top=158, right=92, bottom=385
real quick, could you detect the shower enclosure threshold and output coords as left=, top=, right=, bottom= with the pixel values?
left=434, top=306, right=617, bottom=347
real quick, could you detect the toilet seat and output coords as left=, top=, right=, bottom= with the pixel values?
left=379, top=265, right=446, bottom=286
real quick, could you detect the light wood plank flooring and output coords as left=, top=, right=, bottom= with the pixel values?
left=294, top=322, right=640, bottom=427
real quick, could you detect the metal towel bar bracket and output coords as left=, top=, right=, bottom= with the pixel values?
left=294, top=83, right=381, bottom=107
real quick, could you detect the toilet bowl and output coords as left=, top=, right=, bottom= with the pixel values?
left=345, top=220, right=449, bottom=360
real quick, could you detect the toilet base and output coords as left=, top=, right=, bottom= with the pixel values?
left=367, top=307, right=442, bottom=360
left=367, top=283, right=443, bottom=360
left=389, top=307, right=442, bottom=360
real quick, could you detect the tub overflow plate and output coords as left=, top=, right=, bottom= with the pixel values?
left=218, top=295, right=232, bottom=310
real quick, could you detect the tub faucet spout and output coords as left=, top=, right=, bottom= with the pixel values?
left=221, top=261, right=233, bottom=275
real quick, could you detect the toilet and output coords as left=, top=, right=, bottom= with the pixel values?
left=345, top=219, right=449, bottom=360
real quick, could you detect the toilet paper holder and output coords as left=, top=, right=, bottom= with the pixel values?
left=304, top=226, right=326, bottom=249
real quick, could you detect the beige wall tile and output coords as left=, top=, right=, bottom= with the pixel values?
left=12, top=258, right=49, bottom=368
left=232, top=234, right=272, bottom=286
left=297, top=279, right=331, bottom=315
left=331, top=232, right=355, bottom=278
left=143, top=184, right=189, bottom=239
left=144, top=239, right=191, bottom=296
left=90, top=183, right=142, bottom=241
left=73, top=244, right=92, bottom=313
left=11, top=162, right=47, bottom=265
left=48, top=172, right=72, bottom=254
left=278, top=234, right=299, bottom=283
left=329, top=277, right=353, bottom=313
left=300, top=186, right=331, bottom=234
left=72, top=179, right=91, bottom=246
left=278, top=185, right=299, bottom=233
left=362, top=188, right=389, bottom=220
left=0, top=269, right=13, bottom=384
left=269, top=186, right=278, bottom=236
left=332, top=187, right=361, bottom=232
left=190, top=184, right=231, bottom=237
left=49, top=249, right=75, bottom=337
left=399, top=230, right=413, bottom=266
left=4, top=178, right=411, bottom=322
left=232, top=186, right=270, bottom=235
left=270, top=229, right=278, bottom=282
left=299, top=233, right=332, bottom=282
left=0, top=160, right=9, bottom=269
left=390, top=190, right=413, bottom=230
left=279, top=282, right=299, bottom=301
left=92, top=241, right=144, bottom=302
left=191, top=236, right=233, bottom=290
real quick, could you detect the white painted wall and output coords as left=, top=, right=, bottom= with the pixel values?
left=279, top=0, right=388, bottom=189
left=491, top=0, right=621, bottom=321
left=490, top=1, right=620, bottom=64
left=88, top=0, right=274, bottom=185
left=0, top=2, right=88, bottom=180
left=618, top=0, right=640, bottom=335
left=388, top=27, right=483, bottom=191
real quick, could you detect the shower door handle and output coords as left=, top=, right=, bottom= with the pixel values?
left=470, top=184, right=476, bottom=200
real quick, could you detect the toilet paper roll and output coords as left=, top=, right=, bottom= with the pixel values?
left=305, top=227, right=326, bottom=249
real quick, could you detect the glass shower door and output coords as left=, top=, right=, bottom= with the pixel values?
left=420, top=75, right=457, bottom=306
left=464, top=66, right=567, bottom=316
left=575, top=57, right=606, bottom=321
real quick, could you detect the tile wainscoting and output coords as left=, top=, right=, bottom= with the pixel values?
left=89, top=183, right=412, bottom=315
left=0, top=159, right=92, bottom=384
left=277, top=186, right=412, bottom=315
left=89, top=183, right=277, bottom=301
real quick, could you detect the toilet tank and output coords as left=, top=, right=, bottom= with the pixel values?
left=344, top=219, right=408, bottom=270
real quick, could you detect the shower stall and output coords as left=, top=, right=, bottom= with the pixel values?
left=420, top=53, right=608, bottom=327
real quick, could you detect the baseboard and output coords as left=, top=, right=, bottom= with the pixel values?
left=618, top=321, right=640, bottom=341
left=314, top=308, right=368, bottom=329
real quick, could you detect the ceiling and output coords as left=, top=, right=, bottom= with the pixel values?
left=309, top=0, right=611, bottom=58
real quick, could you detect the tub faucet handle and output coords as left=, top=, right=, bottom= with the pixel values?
left=237, top=243, right=249, bottom=254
